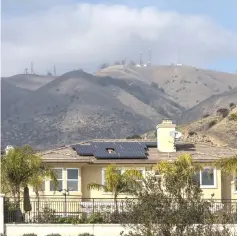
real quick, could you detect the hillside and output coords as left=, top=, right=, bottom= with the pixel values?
left=142, top=106, right=237, bottom=148
left=1, top=70, right=182, bottom=150
left=96, top=65, right=237, bottom=109
left=1, top=79, right=30, bottom=120
left=2, top=74, right=56, bottom=91
left=180, top=87, right=237, bottom=123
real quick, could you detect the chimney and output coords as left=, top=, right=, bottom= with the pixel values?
left=156, top=119, right=176, bottom=152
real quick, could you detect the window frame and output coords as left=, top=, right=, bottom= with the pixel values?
left=50, top=168, right=63, bottom=192
left=199, top=167, right=217, bottom=189
left=66, top=168, right=79, bottom=192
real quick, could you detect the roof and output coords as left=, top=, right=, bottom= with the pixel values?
left=39, top=139, right=237, bottom=164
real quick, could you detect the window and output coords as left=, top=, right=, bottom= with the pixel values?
left=194, top=168, right=216, bottom=188
left=67, top=169, right=79, bottom=191
left=50, top=168, right=63, bottom=191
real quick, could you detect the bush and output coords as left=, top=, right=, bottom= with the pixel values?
left=188, top=131, right=197, bottom=136
left=202, top=114, right=210, bottom=118
left=151, top=82, right=159, bottom=89
left=208, top=120, right=217, bottom=128
left=126, top=134, right=142, bottom=139
left=229, top=103, right=236, bottom=109
left=78, top=234, right=95, bottom=236
left=216, top=108, right=229, bottom=118
left=229, top=113, right=237, bottom=121
left=23, top=234, right=37, bottom=236
left=46, top=234, right=61, bottom=236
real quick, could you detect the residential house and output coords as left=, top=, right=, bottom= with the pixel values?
left=33, top=119, right=236, bottom=202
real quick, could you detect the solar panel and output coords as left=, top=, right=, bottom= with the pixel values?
left=72, top=141, right=153, bottom=159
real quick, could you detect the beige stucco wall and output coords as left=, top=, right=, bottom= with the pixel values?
left=81, top=164, right=152, bottom=199
left=201, top=169, right=222, bottom=199
left=27, top=162, right=226, bottom=201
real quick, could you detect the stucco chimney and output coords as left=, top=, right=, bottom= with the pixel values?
left=156, top=118, right=176, bottom=152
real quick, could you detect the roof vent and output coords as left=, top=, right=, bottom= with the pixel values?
left=106, top=148, right=116, bottom=154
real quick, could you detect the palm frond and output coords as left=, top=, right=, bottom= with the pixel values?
left=214, top=155, right=237, bottom=174
left=87, top=183, right=107, bottom=191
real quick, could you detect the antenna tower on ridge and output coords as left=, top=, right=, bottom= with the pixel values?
left=31, top=62, right=34, bottom=74
left=53, top=64, right=57, bottom=76
left=140, top=52, right=143, bottom=66
left=148, top=48, right=152, bottom=66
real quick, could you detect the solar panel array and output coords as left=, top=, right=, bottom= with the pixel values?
left=72, top=141, right=157, bottom=159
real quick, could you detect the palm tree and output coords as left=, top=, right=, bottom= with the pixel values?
left=87, top=164, right=143, bottom=212
left=214, top=155, right=237, bottom=174
left=1, top=145, right=57, bottom=221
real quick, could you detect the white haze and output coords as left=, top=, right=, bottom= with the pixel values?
left=2, top=3, right=237, bottom=76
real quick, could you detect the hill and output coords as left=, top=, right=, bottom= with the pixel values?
left=142, top=106, right=237, bottom=148
left=1, top=70, right=182, bottom=150
left=1, top=79, right=30, bottom=120
left=96, top=65, right=237, bottom=109
left=180, top=87, right=237, bottom=123
left=2, top=74, right=56, bottom=91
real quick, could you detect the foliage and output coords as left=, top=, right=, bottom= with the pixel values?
left=202, top=114, right=210, bottom=118
left=214, top=155, right=237, bottom=175
left=88, top=164, right=143, bottom=211
left=188, top=131, right=197, bottom=136
left=208, top=120, right=217, bottom=128
left=34, top=206, right=56, bottom=223
left=46, top=234, right=62, bottom=236
left=99, top=63, right=110, bottom=70
left=151, top=82, right=159, bottom=89
left=229, top=113, right=237, bottom=121
left=229, top=102, right=235, bottom=109
left=78, top=234, right=95, bottom=236
left=216, top=108, right=229, bottom=118
left=22, top=234, right=38, bottom=236
left=1, top=145, right=57, bottom=216
left=120, top=154, right=233, bottom=236
left=126, top=134, right=142, bottom=139
left=23, top=186, right=32, bottom=212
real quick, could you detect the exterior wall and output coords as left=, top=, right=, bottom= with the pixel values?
left=26, top=162, right=225, bottom=201
left=201, top=169, right=222, bottom=199
left=5, top=224, right=237, bottom=236
left=81, top=164, right=152, bottom=199
left=5, top=224, right=126, bottom=236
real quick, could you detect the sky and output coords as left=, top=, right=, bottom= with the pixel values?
left=1, top=0, right=237, bottom=76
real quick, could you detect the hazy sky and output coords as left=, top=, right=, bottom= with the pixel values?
left=2, top=0, right=237, bottom=76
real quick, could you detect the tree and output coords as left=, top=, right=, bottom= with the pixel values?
left=1, top=145, right=57, bottom=221
left=214, top=155, right=237, bottom=175
left=99, top=63, right=110, bottom=70
left=121, top=154, right=232, bottom=236
left=87, top=164, right=143, bottom=212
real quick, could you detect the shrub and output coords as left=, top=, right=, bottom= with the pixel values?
left=151, top=82, right=159, bottom=89
left=229, top=103, right=236, bottom=109
left=23, top=234, right=37, bottom=236
left=188, top=131, right=197, bottom=136
left=216, top=108, right=229, bottom=118
left=126, top=134, right=142, bottom=139
left=78, top=234, right=95, bottom=236
left=229, top=113, right=237, bottom=121
left=202, top=114, right=210, bottom=118
left=208, top=120, right=217, bottom=128
left=46, top=234, right=61, bottom=236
